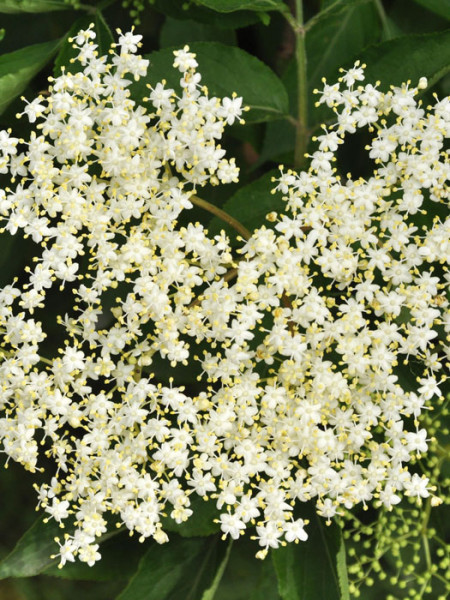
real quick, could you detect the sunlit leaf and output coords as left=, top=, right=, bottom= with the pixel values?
left=0, top=39, right=60, bottom=114
left=0, top=0, right=69, bottom=12
left=0, top=517, right=60, bottom=579
left=358, top=29, right=450, bottom=89
left=195, top=0, right=286, bottom=12
left=136, top=43, right=289, bottom=123
left=0, top=513, right=129, bottom=581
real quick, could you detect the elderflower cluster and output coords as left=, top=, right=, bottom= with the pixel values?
left=0, top=26, right=448, bottom=567
left=0, top=28, right=242, bottom=566
left=185, top=64, right=448, bottom=556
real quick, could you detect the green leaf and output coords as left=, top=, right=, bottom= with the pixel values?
left=138, top=42, right=289, bottom=123
left=213, top=537, right=280, bottom=600
left=389, top=0, right=448, bottom=34
left=0, top=28, right=4, bottom=42
left=54, top=12, right=114, bottom=76
left=380, top=15, right=403, bottom=41
left=411, top=0, right=450, bottom=20
left=248, top=562, right=281, bottom=600
left=258, top=0, right=381, bottom=166
left=0, top=513, right=131, bottom=581
left=0, top=38, right=61, bottom=114
left=116, top=537, right=207, bottom=600
left=320, top=0, right=341, bottom=6
left=0, top=0, right=69, bottom=12
left=272, top=508, right=349, bottom=600
left=195, top=0, right=286, bottom=12
left=208, top=170, right=283, bottom=241
left=306, top=0, right=381, bottom=93
left=92, top=12, right=114, bottom=60
left=162, top=496, right=220, bottom=537
left=200, top=540, right=233, bottom=600
left=160, top=17, right=237, bottom=48
left=0, top=517, right=61, bottom=579
left=357, top=29, right=450, bottom=89
left=152, top=0, right=260, bottom=28
left=44, top=531, right=147, bottom=582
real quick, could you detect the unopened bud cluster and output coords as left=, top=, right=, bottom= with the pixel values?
left=0, top=30, right=448, bottom=566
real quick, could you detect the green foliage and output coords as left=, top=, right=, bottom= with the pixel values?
left=194, top=0, right=286, bottom=13
left=411, top=0, right=450, bottom=20
left=151, top=0, right=261, bottom=28
left=44, top=533, right=147, bottom=582
left=162, top=497, right=221, bottom=537
left=116, top=537, right=208, bottom=600
left=272, top=510, right=349, bottom=600
left=259, top=0, right=381, bottom=164
left=136, top=42, right=289, bottom=122
left=0, top=517, right=61, bottom=579
left=160, top=17, right=237, bottom=47
left=0, top=38, right=60, bottom=114
left=0, top=0, right=69, bottom=12
left=200, top=540, right=233, bottom=600
left=208, top=169, right=283, bottom=240
left=306, top=0, right=381, bottom=93
left=357, top=29, right=450, bottom=88
left=214, top=538, right=280, bottom=600
left=54, top=12, right=114, bottom=76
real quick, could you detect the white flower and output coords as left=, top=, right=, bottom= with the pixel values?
left=404, top=474, right=431, bottom=499
left=219, top=512, right=246, bottom=540
left=285, top=519, right=308, bottom=542
left=218, top=95, right=243, bottom=125
left=255, top=522, right=283, bottom=549
left=173, top=46, right=198, bottom=72
left=0, top=40, right=447, bottom=567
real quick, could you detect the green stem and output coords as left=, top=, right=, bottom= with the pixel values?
left=200, top=539, right=233, bottom=600
left=417, top=572, right=432, bottom=600
left=373, top=0, right=395, bottom=39
left=77, top=3, right=97, bottom=10
left=190, top=195, right=252, bottom=241
left=186, top=537, right=218, bottom=600
left=437, top=444, right=450, bottom=457
left=188, top=265, right=240, bottom=309
left=303, top=0, right=342, bottom=31
left=1, top=347, right=54, bottom=367
left=420, top=496, right=433, bottom=577
left=422, top=533, right=432, bottom=572
left=95, top=0, right=117, bottom=10
left=294, top=0, right=308, bottom=170
left=39, top=356, right=54, bottom=366
left=285, top=114, right=299, bottom=126
left=373, top=0, right=388, bottom=29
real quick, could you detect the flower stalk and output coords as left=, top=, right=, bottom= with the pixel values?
left=190, top=195, right=252, bottom=240
left=294, top=0, right=308, bottom=169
